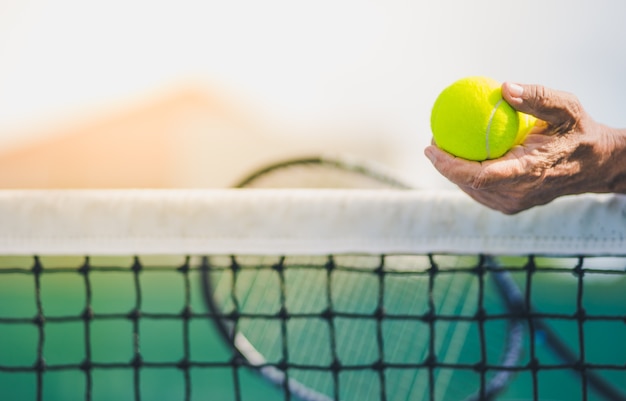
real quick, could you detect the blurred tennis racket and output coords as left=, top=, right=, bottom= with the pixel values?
left=232, top=154, right=415, bottom=189
left=201, top=154, right=626, bottom=401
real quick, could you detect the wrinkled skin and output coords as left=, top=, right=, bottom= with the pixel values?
left=425, top=82, right=626, bottom=214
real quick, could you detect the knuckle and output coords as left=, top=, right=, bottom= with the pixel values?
left=525, top=85, right=586, bottom=134
left=527, top=85, right=550, bottom=109
left=561, top=94, right=584, bottom=130
left=548, top=91, right=584, bottom=135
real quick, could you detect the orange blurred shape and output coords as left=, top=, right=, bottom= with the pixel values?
left=0, top=85, right=261, bottom=188
left=0, top=84, right=391, bottom=189
left=0, top=85, right=384, bottom=188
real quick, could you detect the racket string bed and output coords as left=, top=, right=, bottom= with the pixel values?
left=202, top=254, right=626, bottom=401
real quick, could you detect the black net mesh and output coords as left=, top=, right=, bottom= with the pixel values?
left=1, top=254, right=625, bottom=401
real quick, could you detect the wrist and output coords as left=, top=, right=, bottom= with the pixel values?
left=597, top=127, right=626, bottom=194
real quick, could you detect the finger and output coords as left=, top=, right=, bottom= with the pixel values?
left=502, top=82, right=583, bottom=134
left=424, top=145, right=484, bottom=187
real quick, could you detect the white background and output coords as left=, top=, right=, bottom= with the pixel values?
left=1, top=0, right=625, bottom=188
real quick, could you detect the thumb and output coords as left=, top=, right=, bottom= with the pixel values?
left=502, top=82, right=583, bottom=134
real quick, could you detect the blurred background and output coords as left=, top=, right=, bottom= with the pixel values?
left=2, top=2, right=626, bottom=400
left=1, top=0, right=625, bottom=189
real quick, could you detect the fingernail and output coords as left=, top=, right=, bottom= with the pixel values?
left=508, top=83, right=524, bottom=98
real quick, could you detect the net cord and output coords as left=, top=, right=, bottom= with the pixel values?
left=2, top=190, right=625, bottom=257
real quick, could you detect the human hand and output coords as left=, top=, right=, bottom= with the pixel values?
left=425, top=82, right=626, bottom=214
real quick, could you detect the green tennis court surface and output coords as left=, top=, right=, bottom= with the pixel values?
left=1, top=255, right=625, bottom=401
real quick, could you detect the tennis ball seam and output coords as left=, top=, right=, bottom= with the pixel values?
left=485, top=98, right=505, bottom=160
left=430, top=76, right=525, bottom=161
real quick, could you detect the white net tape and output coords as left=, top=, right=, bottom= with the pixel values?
left=0, top=189, right=624, bottom=256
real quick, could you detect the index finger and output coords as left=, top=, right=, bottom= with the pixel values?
left=501, top=82, right=582, bottom=134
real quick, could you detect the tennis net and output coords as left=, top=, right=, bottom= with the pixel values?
left=0, top=189, right=625, bottom=401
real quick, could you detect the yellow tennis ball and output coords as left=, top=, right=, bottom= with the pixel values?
left=515, top=112, right=537, bottom=145
left=430, top=76, right=534, bottom=161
